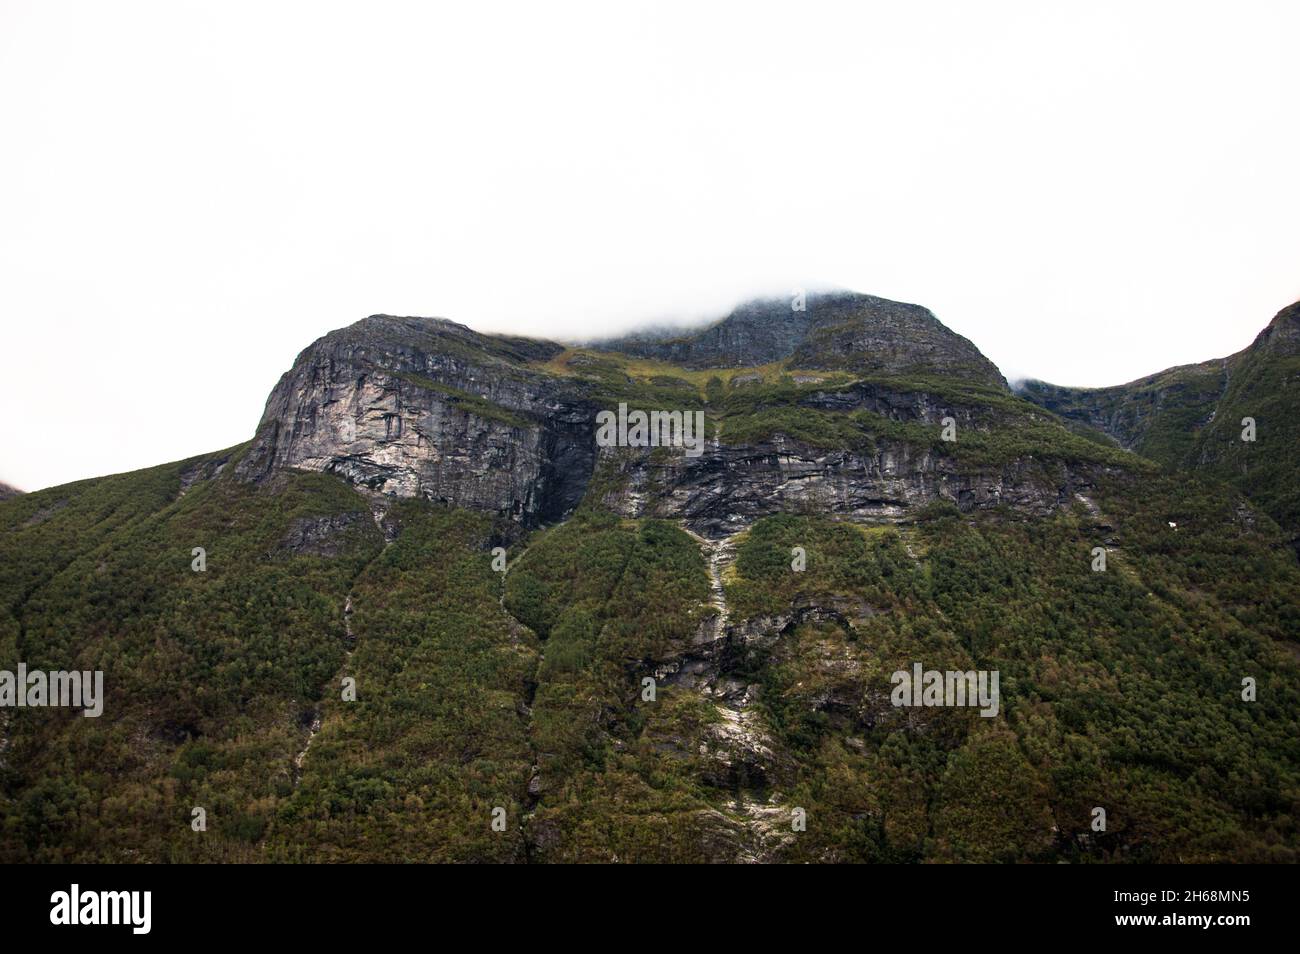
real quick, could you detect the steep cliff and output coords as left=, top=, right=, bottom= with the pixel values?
left=235, top=314, right=599, bottom=525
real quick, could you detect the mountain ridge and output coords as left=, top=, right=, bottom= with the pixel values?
left=231, top=291, right=1139, bottom=537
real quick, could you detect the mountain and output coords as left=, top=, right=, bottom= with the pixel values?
left=0, top=482, right=20, bottom=502
left=2, top=292, right=1297, bottom=863
left=1019, top=301, right=1300, bottom=551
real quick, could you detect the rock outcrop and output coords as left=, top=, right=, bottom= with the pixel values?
left=235, top=315, right=600, bottom=525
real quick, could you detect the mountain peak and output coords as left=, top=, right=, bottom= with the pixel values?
left=591, top=290, right=1008, bottom=389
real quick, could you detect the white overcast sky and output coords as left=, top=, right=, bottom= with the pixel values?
left=2, top=1, right=1298, bottom=491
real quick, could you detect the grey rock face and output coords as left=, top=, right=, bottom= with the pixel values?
left=594, top=440, right=1106, bottom=537
left=799, top=379, right=987, bottom=423
left=236, top=315, right=600, bottom=526
left=596, top=375, right=1103, bottom=536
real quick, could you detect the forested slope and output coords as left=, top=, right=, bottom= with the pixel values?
left=3, top=454, right=1295, bottom=861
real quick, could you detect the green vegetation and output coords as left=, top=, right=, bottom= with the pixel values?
left=531, top=347, right=1144, bottom=475
left=719, top=405, right=878, bottom=449
left=502, top=512, right=734, bottom=862
left=719, top=478, right=1300, bottom=862
left=944, top=416, right=1149, bottom=470
left=1192, top=351, right=1300, bottom=545
left=0, top=451, right=381, bottom=861
left=271, top=503, right=536, bottom=862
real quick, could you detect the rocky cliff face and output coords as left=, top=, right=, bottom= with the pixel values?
left=235, top=315, right=600, bottom=525
left=596, top=441, right=1103, bottom=537
left=592, top=373, right=1107, bottom=536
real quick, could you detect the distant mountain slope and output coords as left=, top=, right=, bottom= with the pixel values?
left=1020, top=301, right=1300, bottom=548
left=0, top=482, right=20, bottom=501
left=1017, top=359, right=1227, bottom=461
